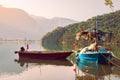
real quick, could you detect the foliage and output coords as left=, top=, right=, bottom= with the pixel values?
left=41, top=26, right=66, bottom=50
left=104, top=0, right=113, bottom=7
left=42, top=10, right=120, bottom=51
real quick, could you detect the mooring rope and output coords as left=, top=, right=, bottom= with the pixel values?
left=100, top=53, right=120, bottom=69
left=101, top=65, right=111, bottom=80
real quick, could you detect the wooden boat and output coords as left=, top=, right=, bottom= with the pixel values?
left=15, top=50, right=73, bottom=60
left=77, top=47, right=113, bottom=64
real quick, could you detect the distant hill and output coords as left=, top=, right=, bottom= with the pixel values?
left=31, top=16, right=78, bottom=36
left=0, top=6, right=39, bottom=39
left=0, top=6, right=78, bottom=39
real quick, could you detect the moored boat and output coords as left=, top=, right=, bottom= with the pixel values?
left=15, top=50, right=73, bottom=60
left=78, top=49, right=112, bottom=64
left=77, top=43, right=113, bottom=64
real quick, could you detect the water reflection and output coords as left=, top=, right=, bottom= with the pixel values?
left=0, top=42, right=120, bottom=80
left=72, top=59, right=120, bottom=80
left=14, top=57, right=73, bottom=67
left=1, top=58, right=74, bottom=80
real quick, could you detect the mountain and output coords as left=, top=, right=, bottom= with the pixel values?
left=0, top=6, right=78, bottom=39
left=0, top=6, right=39, bottom=39
left=31, top=16, right=78, bottom=35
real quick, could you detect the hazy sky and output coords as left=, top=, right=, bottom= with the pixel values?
left=0, top=0, right=120, bottom=21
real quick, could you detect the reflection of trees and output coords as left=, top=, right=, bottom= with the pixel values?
left=112, top=66, right=120, bottom=76
left=75, top=75, right=98, bottom=80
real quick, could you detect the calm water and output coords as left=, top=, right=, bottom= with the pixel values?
left=0, top=42, right=120, bottom=80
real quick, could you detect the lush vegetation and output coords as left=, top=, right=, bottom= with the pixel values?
left=42, top=10, right=120, bottom=51
left=42, top=27, right=66, bottom=50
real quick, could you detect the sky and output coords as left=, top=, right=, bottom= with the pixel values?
left=0, top=0, right=120, bottom=21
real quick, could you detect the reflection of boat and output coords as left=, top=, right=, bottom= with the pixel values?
left=14, top=57, right=73, bottom=67
left=15, top=50, right=73, bottom=60
left=73, top=57, right=120, bottom=80
left=75, top=75, right=99, bottom=80
left=76, top=60, right=98, bottom=69
left=76, top=60, right=112, bottom=76
left=75, top=60, right=113, bottom=80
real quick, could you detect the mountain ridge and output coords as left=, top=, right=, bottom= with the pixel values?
left=0, top=6, right=78, bottom=39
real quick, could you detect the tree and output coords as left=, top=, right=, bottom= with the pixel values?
left=105, top=0, right=114, bottom=11
left=105, top=0, right=113, bottom=7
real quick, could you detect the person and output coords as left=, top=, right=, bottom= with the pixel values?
left=90, top=28, right=98, bottom=43
left=80, top=27, right=84, bottom=32
left=88, top=42, right=98, bottom=51
left=75, top=27, right=85, bottom=40
left=20, top=47, right=25, bottom=52
left=80, top=47, right=89, bottom=53
left=75, top=32, right=81, bottom=40
left=78, top=27, right=90, bottom=40
left=108, top=31, right=113, bottom=42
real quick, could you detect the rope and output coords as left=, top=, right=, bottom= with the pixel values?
left=112, top=54, right=120, bottom=60
left=100, top=53, right=120, bottom=69
left=101, top=65, right=110, bottom=80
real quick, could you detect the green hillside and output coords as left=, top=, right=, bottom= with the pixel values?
left=42, top=10, right=120, bottom=51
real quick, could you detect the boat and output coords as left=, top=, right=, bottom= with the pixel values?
left=76, top=46, right=113, bottom=64
left=15, top=48, right=73, bottom=60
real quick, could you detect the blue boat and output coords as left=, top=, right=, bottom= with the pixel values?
left=77, top=47, right=113, bottom=64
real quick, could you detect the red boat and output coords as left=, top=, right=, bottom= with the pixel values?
left=15, top=50, right=73, bottom=60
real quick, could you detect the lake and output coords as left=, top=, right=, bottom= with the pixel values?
left=0, top=41, right=120, bottom=80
